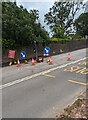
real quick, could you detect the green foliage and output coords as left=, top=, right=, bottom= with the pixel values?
left=0, top=39, right=2, bottom=46
left=75, top=99, right=83, bottom=107
left=53, top=26, right=65, bottom=38
left=2, top=2, right=49, bottom=49
left=70, top=33, right=81, bottom=40
left=2, top=39, right=15, bottom=49
left=49, top=37, right=70, bottom=44
left=74, top=13, right=88, bottom=37
left=44, top=1, right=84, bottom=38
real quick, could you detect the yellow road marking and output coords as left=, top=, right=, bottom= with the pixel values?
left=78, top=61, right=88, bottom=65
left=80, top=68, right=88, bottom=74
left=76, top=67, right=86, bottom=73
left=68, top=80, right=88, bottom=86
left=64, top=66, right=84, bottom=72
left=0, top=57, right=87, bottom=89
left=64, top=66, right=88, bottom=74
left=41, top=73, right=55, bottom=78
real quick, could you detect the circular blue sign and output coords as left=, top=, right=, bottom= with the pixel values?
left=44, top=47, right=50, bottom=54
left=20, top=51, right=26, bottom=59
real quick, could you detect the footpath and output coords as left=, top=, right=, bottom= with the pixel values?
left=56, top=90, right=87, bottom=119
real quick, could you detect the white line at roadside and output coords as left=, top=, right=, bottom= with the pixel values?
left=0, top=57, right=87, bottom=89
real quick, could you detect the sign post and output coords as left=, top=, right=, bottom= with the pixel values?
left=8, top=50, right=15, bottom=66
left=44, top=47, right=50, bottom=56
left=20, top=51, right=26, bottom=59
left=8, top=50, right=15, bottom=59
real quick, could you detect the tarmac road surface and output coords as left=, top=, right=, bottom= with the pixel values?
left=2, top=48, right=87, bottom=118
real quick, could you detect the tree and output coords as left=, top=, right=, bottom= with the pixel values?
left=44, top=1, right=84, bottom=38
left=2, top=2, right=49, bottom=49
left=74, top=13, right=88, bottom=37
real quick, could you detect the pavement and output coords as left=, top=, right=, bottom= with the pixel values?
left=1, top=48, right=88, bottom=118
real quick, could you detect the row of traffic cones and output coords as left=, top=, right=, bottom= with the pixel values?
left=47, top=53, right=71, bottom=64
left=48, top=53, right=71, bottom=64
left=16, top=58, right=35, bottom=67
left=9, top=52, right=71, bottom=67
left=31, top=57, right=53, bottom=65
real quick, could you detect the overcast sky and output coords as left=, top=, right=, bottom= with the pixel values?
left=16, top=0, right=55, bottom=34
left=16, top=0, right=88, bottom=33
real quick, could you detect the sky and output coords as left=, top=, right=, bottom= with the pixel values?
left=16, top=0, right=55, bottom=34
left=16, top=0, right=88, bottom=34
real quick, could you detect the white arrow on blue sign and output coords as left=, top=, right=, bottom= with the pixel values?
left=20, top=51, right=26, bottom=59
left=44, top=47, right=50, bottom=55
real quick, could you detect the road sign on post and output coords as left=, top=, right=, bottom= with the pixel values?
left=44, top=47, right=50, bottom=56
left=20, top=51, right=26, bottom=59
left=8, top=50, right=15, bottom=58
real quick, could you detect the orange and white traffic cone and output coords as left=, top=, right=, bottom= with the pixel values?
left=49, top=56, right=53, bottom=65
left=67, top=53, right=71, bottom=61
left=17, top=59, right=21, bottom=67
left=32, top=58, right=35, bottom=65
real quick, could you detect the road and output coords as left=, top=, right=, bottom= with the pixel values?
left=1, top=48, right=87, bottom=118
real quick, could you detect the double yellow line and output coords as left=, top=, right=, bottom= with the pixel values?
left=68, top=80, right=88, bottom=86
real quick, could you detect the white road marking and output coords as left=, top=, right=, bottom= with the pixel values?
left=0, top=57, right=87, bottom=89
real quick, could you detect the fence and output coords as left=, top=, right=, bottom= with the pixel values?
left=2, top=39, right=87, bottom=67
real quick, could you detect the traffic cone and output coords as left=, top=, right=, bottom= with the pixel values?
left=17, top=59, right=21, bottom=67
left=67, top=53, right=71, bottom=61
left=49, top=56, right=53, bottom=65
left=32, top=58, right=35, bottom=65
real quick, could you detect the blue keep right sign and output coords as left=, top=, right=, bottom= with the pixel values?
left=44, top=47, right=50, bottom=56
left=20, top=51, right=26, bottom=59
